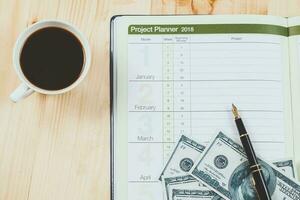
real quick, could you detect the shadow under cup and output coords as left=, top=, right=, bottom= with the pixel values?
left=19, top=26, right=85, bottom=91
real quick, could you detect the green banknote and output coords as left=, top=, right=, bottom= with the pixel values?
left=160, top=135, right=205, bottom=180
left=168, top=159, right=295, bottom=200
left=191, top=132, right=300, bottom=200
left=273, top=159, right=297, bottom=179
left=172, top=189, right=220, bottom=200
left=161, top=135, right=297, bottom=200
left=164, top=175, right=211, bottom=200
left=160, top=135, right=221, bottom=200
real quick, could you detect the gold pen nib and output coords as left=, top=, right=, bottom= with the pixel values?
left=232, top=104, right=240, bottom=119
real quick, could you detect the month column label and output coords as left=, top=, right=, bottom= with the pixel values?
left=128, top=35, right=164, bottom=193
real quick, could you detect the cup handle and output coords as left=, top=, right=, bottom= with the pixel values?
left=10, top=83, right=34, bottom=102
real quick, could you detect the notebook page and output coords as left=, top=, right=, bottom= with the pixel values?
left=127, top=35, right=288, bottom=199
left=112, top=15, right=291, bottom=200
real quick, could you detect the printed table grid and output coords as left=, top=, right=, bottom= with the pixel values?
left=127, top=34, right=285, bottom=200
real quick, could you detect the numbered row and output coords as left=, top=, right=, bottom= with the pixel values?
left=127, top=112, right=284, bottom=143
left=127, top=142, right=285, bottom=183
left=128, top=82, right=283, bottom=112
left=128, top=41, right=282, bottom=81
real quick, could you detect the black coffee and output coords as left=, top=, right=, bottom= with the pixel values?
left=20, top=27, right=84, bottom=90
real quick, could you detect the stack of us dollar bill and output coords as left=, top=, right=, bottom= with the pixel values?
left=159, top=132, right=300, bottom=200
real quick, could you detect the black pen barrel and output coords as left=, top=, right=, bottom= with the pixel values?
left=235, top=118, right=258, bottom=164
left=252, top=169, right=272, bottom=199
left=235, top=118, right=272, bottom=200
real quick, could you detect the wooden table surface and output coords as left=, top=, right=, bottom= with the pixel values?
left=0, top=0, right=299, bottom=199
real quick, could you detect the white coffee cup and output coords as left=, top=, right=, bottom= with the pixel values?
left=10, top=19, right=91, bottom=102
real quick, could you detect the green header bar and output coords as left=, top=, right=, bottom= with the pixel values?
left=289, top=26, right=300, bottom=36
left=128, top=24, right=288, bottom=36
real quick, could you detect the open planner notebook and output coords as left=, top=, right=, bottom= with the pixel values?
left=110, top=15, right=300, bottom=200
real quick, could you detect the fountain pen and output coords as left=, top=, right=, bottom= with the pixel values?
left=232, top=104, right=272, bottom=200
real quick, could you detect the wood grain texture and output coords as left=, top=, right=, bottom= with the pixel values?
left=0, top=0, right=298, bottom=200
